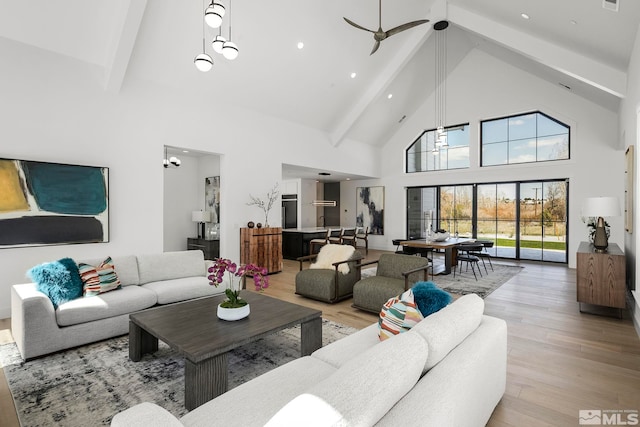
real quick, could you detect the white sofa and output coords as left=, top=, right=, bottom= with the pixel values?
left=111, top=294, right=507, bottom=427
left=11, top=250, right=224, bottom=360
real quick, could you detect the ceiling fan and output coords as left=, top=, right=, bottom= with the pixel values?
left=344, top=0, right=429, bottom=55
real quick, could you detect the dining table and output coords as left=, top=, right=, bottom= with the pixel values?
left=397, top=237, right=474, bottom=275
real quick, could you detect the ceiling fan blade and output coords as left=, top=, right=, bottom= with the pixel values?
left=370, top=40, right=381, bottom=55
left=385, top=19, right=430, bottom=38
left=344, top=17, right=375, bottom=33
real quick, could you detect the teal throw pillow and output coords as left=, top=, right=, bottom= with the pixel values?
left=412, top=281, right=453, bottom=317
left=28, top=258, right=83, bottom=308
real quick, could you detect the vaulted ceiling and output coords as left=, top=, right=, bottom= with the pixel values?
left=1, top=0, right=638, bottom=155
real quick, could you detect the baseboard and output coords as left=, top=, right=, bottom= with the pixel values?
left=0, top=307, right=10, bottom=321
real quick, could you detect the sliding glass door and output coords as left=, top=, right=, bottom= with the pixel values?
left=406, top=179, right=568, bottom=263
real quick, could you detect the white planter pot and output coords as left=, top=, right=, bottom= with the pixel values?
left=217, top=303, right=250, bottom=321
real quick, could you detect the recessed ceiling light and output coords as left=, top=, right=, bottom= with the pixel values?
left=297, top=42, right=304, bottom=49
left=182, top=150, right=189, bottom=153
left=350, top=72, right=357, bottom=79
left=521, top=13, right=530, bottom=19
left=570, top=19, right=577, bottom=25
left=346, top=178, right=351, bottom=181
left=387, top=93, right=393, bottom=99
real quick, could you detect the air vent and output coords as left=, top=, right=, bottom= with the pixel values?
left=603, top=0, right=619, bottom=12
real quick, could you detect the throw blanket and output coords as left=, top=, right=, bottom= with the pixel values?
left=310, top=244, right=355, bottom=274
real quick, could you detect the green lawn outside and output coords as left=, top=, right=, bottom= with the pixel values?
left=495, top=238, right=566, bottom=251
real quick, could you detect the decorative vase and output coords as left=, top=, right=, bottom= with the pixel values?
left=217, top=303, right=250, bottom=321
left=247, top=221, right=255, bottom=228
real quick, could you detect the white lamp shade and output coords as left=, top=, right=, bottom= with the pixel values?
left=194, top=53, right=213, bottom=71
left=192, top=211, right=212, bottom=222
left=581, top=197, right=621, bottom=217
left=204, top=4, right=224, bottom=28
left=222, top=41, right=239, bottom=60
left=212, top=35, right=227, bottom=54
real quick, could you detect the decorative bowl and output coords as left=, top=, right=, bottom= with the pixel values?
left=432, top=231, right=450, bottom=241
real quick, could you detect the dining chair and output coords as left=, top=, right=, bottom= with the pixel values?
left=454, top=242, right=484, bottom=280
left=474, top=240, right=494, bottom=272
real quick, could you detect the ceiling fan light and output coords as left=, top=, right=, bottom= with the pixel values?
left=204, top=2, right=225, bottom=28
left=222, top=41, right=239, bottom=60
left=212, top=35, right=227, bottom=53
left=194, top=53, right=213, bottom=71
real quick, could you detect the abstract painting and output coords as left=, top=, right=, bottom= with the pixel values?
left=356, top=186, right=384, bottom=235
left=0, top=158, right=109, bottom=247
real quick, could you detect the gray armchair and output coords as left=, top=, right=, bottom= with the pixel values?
left=352, top=253, right=431, bottom=313
left=295, top=248, right=364, bottom=303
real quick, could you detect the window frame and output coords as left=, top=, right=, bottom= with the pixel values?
left=405, top=123, right=471, bottom=173
left=480, top=111, right=570, bottom=167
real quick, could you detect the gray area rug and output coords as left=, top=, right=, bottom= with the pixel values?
left=362, top=262, right=523, bottom=298
left=0, top=319, right=357, bottom=427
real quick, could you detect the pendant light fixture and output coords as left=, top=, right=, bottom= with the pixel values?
left=212, top=27, right=226, bottom=54
left=222, top=0, right=239, bottom=60
left=204, top=1, right=225, bottom=28
left=194, top=0, right=213, bottom=71
left=434, top=20, right=449, bottom=148
left=163, top=146, right=181, bottom=168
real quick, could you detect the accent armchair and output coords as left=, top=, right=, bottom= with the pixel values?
left=295, top=245, right=364, bottom=303
left=352, top=253, right=431, bottom=313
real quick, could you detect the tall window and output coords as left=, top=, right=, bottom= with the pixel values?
left=481, top=112, right=569, bottom=166
left=406, top=124, right=470, bottom=172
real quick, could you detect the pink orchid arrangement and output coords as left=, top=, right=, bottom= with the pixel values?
left=208, top=258, right=269, bottom=308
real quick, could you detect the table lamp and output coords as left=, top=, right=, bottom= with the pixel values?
left=581, top=197, right=621, bottom=252
left=192, top=210, right=212, bottom=239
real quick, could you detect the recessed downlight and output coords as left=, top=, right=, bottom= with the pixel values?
left=297, top=41, right=304, bottom=49
left=521, top=13, right=530, bottom=19
left=350, top=72, right=357, bottom=79
left=387, top=93, right=393, bottom=99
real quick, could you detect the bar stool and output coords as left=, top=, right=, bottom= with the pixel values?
left=309, top=229, right=330, bottom=255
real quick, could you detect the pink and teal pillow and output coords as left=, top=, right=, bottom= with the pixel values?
left=78, top=257, right=121, bottom=297
left=28, top=258, right=83, bottom=308
left=378, top=289, right=424, bottom=341
left=412, top=281, right=453, bottom=316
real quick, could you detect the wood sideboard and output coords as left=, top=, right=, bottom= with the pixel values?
left=576, top=241, right=626, bottom=310
left=240, top=227, right=282, bottom=274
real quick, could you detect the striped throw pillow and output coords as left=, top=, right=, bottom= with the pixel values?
left=378, top=289, right=424, bottom=341
left=78, top=257, right=121, bottom=297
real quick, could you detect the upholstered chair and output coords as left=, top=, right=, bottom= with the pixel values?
left=352, top=253, right=431, bottom=313
left=295, top=244, right=364, bottom=303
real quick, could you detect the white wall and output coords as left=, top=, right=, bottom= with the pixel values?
left=0, top=39, right=380, bottom=318
left=341, top=47, right=623, bottom=269
left=619, top=22, right=640, bottom=336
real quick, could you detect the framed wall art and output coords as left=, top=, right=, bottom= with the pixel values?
left=0, top=158, right=109, bottom=248
left=356, top=186, right=384, bottom=235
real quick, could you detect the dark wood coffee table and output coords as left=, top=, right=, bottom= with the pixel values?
left=128, top=292, right=322, bottom=410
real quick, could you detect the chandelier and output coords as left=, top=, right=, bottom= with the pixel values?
left=194, top=0, right=239, bottom=72
left=433, top=20, right=449, bottom=155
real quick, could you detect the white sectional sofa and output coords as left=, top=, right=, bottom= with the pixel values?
left=111, top=294, right=507, bottom=427
left=11, top=250, right=224, bottom=360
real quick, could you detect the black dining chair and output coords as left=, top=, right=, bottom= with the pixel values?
left=474, top=240, right=495, bottom=273
left=454, top=242, right=484, bottom=280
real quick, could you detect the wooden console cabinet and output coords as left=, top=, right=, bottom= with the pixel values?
left=576, top=241, right=626, bottom=310
left=240, top=227, right=282, bottom=274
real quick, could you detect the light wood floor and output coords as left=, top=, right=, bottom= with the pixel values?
left=1, top=249, right=639, bottom=426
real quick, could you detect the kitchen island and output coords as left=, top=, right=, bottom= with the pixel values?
left=282, top=227, right=343, bottom=260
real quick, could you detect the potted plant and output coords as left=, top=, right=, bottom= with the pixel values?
left=247, top=183, right=280, bottom=227
left=208, top=258, right=269, bottom=321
